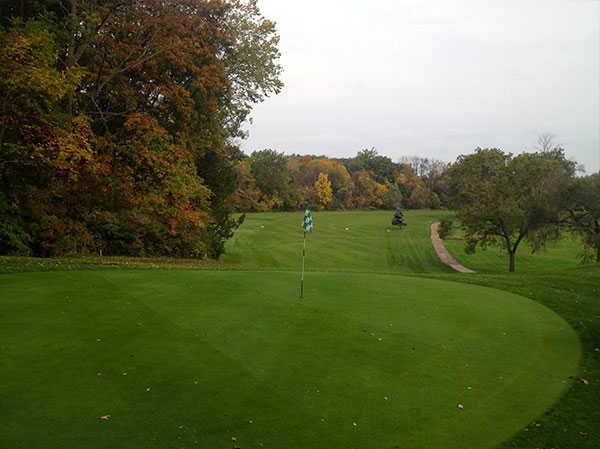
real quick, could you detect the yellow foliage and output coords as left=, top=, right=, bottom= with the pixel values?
left=314, top=172, right=333, bottom=208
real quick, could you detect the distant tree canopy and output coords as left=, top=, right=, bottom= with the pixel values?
left=230, top=149, right=450, bottom=213
left=448, top=148, right=576, bottom=272
left=344, top=148, right=397, bottom=183
left=0, top=0, right=282, bottom=258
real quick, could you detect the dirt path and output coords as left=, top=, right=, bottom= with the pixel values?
left=430, top=223, right=475, bottom=273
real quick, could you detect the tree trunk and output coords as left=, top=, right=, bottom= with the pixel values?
left=508, top=251, right=516, bottom=273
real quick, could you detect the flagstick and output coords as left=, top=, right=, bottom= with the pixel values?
left=300, top=230, right=306, bottom=299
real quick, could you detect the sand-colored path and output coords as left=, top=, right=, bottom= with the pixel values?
left=431, top=222, right=475, bottom=273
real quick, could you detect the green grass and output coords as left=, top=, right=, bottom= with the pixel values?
left=429, top=267, right=600, bottom=449
left=442, top=224, right=584, bottom=274
left=223, top=210, right=450, bottom=273
left=1, top=210, right=598, bottom=449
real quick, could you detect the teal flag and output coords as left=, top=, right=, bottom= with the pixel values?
left=302, top=208, right=313, bottom=233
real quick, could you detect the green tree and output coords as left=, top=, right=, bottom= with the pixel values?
left=346, top=148, right=397, bottom=183
left=565, top=174, right=600, bottom=262
left=448, top=148, right=575, bottom=272
left=222, top=0, right=284, bottom=138
left=385, top=183, right=405, bottom=209
left=249, top=149, right=290, bottom=200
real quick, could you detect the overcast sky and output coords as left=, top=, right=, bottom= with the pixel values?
left=241, top=0, right=600, bottom=173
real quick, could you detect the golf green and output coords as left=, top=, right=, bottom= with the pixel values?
left=1, top=269, right=579, bottom=449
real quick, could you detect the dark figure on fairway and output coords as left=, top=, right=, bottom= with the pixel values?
left=392, top=208, right=407, bottom=227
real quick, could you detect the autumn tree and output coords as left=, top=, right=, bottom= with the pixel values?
left=407, top=184, right=431, bottom=209
left=232, top=159, right=264, bottom=211
left=352, top=171, right=389, bottom=209
left=448, top=148, right=575, bottom=272
left=0, top=0, right=283, bottom=258
left=0, top=19, right=92, bottom=254
left=293, top=158, right=352, bottom=208
left=314, top=173, right=333, bottom=209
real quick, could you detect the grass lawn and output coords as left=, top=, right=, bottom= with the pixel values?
left=222, top=209, right=450, bottom=273
left=443, top=228, right=585, bottom=274
left=1, top=210, right=598, bottom=449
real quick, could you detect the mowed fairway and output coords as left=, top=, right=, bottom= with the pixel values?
left=223, top=210, right=450, bottom=273
left=0, top=211, right=581, bottom=449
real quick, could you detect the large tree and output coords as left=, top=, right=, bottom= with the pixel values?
left=448, top=148, right=575, bottom=272
left=0, top=0, right=282, bottom=257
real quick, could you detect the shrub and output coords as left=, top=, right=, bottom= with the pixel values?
left=392, top=208, right=407, bottom=227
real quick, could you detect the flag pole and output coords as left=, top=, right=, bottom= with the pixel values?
left=300, top=230, right=306, bottom=299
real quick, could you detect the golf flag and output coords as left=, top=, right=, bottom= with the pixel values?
left=302, top=208, right=313, bottom=233
left=300, top=208, right=312, bottom=298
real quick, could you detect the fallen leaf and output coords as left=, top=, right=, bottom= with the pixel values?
left=581, top=378, right=589, bottom=385
left=99, top=415, right=111, bottom=420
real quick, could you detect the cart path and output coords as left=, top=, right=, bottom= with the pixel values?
left=431, top=222, right=475, bottom=273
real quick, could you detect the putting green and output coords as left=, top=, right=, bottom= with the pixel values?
left=1, top=269, right=579, bottom=449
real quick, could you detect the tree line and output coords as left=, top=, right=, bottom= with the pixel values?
left=232, top=148, right=450, bottom=212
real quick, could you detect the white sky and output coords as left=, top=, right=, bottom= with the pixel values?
left=242, top=0, right=600, bottom=173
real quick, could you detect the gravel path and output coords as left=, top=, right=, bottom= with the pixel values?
left=430, top=222, right=475, bottom=273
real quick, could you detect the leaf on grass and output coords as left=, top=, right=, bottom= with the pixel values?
left=99, top=415, right=111, bottom=420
